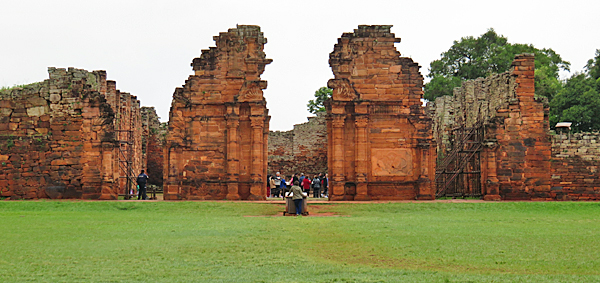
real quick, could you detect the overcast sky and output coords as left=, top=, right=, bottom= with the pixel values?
left=1, top=0, right=599, bottom=130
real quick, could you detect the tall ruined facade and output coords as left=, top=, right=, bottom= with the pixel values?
left=165, top=25, right=272, bottom=200
left=325, top=25, right=436, bottom=201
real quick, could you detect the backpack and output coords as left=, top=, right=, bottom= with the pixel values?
left=273, top=178, right=281, bottom=186
left=312, top=178, right=321, bottom=188
left=136, top=174, right=147, bottom=185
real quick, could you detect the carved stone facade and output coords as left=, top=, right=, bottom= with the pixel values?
left=164, top=25, right=271, bottom=200
left=0, top=67, right=144, bottom=199
left=325, top=25, right=436, bottom=201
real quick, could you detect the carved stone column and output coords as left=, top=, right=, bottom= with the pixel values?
left=249, top=116, right=265, bottom=200
left=354, top=115, right=370, bottom=201
left=330, top=115, right=346, bottom=201
left=225, top=115, right=240, bottom=200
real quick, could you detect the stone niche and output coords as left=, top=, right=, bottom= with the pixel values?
left=164, top=25, right=272, bottom=200
left=325, top=25, right=436, bottom=201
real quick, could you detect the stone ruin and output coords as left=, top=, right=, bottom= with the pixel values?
left=325, top=25, right=436, bottom=200
left=164, top=25, right=272, bottom=200
left=429, top=54, right=600, bottom=200
left=268, top=113, right=327, bottom=178
left=0, top=67, right=160, bottom=199
left=2, top=24, right=598, bottom=202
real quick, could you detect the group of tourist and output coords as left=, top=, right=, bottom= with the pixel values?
left=267, top=172, right=329, bottom=199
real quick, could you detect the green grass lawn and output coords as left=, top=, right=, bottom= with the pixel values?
left=1, top=201, right=599, bottom=282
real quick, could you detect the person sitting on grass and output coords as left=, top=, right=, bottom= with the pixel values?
left=290, top=181, right=304, bottom=216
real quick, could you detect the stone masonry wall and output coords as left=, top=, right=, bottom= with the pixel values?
left=429, top=54, right=600, bottom=201
left=550, top=132, right=600, bottom=200
left=165, top=25, right=272, bottom=200
left=326, top=25, right=436, bottom=201
left=268, top=113, right=327, bottom=177
left=0, top=67, right=144, bottom=199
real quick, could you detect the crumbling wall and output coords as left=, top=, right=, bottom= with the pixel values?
left=268, top=114, right=327, bottom=176
left=429, top=54, right=556, bottom=200
left=325, top=25, right=436, bottom=201
left=0, top=67, right=145, bottom=199
left=141, top=107, right=164, bottom=187
left=550, top=133, right=600, bottom=200
left=165, top=25, right=272, bottom=200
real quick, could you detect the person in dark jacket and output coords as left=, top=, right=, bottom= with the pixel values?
left=136, top=170, right=149, bottom=200
left=311, top=175, right=321, bottom=198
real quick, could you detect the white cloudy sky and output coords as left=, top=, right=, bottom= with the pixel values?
left=1, top=0, right=599, bottom=130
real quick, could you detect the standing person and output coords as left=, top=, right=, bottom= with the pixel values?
left=323, top=173, right=329, bottom=197
left=290, top=181, right=304, bottom=216
left=136, top=170, right=149, bottom=200
left=301, top=175, right=311, bottom=196
left=311, top=174, right=321, bottom=198
left=271, top=172, right=282, bottom=198
left=299, top=173, right=305, bottom=184
left=279, top=175, right=287, bottom=199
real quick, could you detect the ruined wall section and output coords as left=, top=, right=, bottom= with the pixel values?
left=268, top=114, right=327, bottom=177
left=550, top=133, right=600, bottom=200
left=429, top=54, right=553, bottom=200
left=165, top=25, right=272, bottom=200
left=141, top=107, right=163, bottom=187
left=0, top=68, right=123, bottom=199
left=326, top=25, right=436, bottom=201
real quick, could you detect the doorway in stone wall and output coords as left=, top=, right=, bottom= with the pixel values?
left=435, top=122, right=484, bottom=198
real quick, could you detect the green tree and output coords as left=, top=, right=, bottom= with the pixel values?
left=307, top=87, right=332, bottom=114
left=424, top=29, right=570, bottom=101
left=550, top=50, right=600, bottom=132
left=585, top=49, right=600, bottom=81
left=550, top=73, right=600, bottom=132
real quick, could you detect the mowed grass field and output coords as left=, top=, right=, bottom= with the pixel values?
left=1, top=201, right=599, bottom=282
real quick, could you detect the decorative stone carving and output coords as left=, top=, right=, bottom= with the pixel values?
left=371, top=148, right=413, bottom=176
left=328, top=78, right=356, bottom=101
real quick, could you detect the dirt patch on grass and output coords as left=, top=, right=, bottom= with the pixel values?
left=244, top=204, right=350, bottom=217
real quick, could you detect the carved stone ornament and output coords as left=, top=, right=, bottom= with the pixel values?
left=238, top=81, right=266, bottom=101
left=328, top=78, right=356, bottom=101
left=371, top=148, right=413, bottom=176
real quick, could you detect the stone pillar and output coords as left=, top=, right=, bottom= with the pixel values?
left=329, top=115, right=345, bottom=201
left=416, top=142, right=435, bottom=200
left=483, top=144, right=501, bottom=201
left=225, top=115, right=240, bottom=200
left=354, top=115, right=370, bottom=201
left=249, top=115, right=266, bottom=200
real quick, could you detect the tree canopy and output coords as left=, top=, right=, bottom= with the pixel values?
left=307, top=87, right=332, bottom=114
left=424, top=29, right=570, bottom=101
left=550, top=49, right=600, bottom=132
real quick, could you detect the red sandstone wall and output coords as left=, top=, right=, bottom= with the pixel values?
left=0, top=67, right=146, bottom=200
left=429, top=54, right=599, bottom=201
left=550, top=133, right=600, bottom=200
left=326, top=25, right=436, bottom=201
left=165, top=25, right=272, bottom=200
